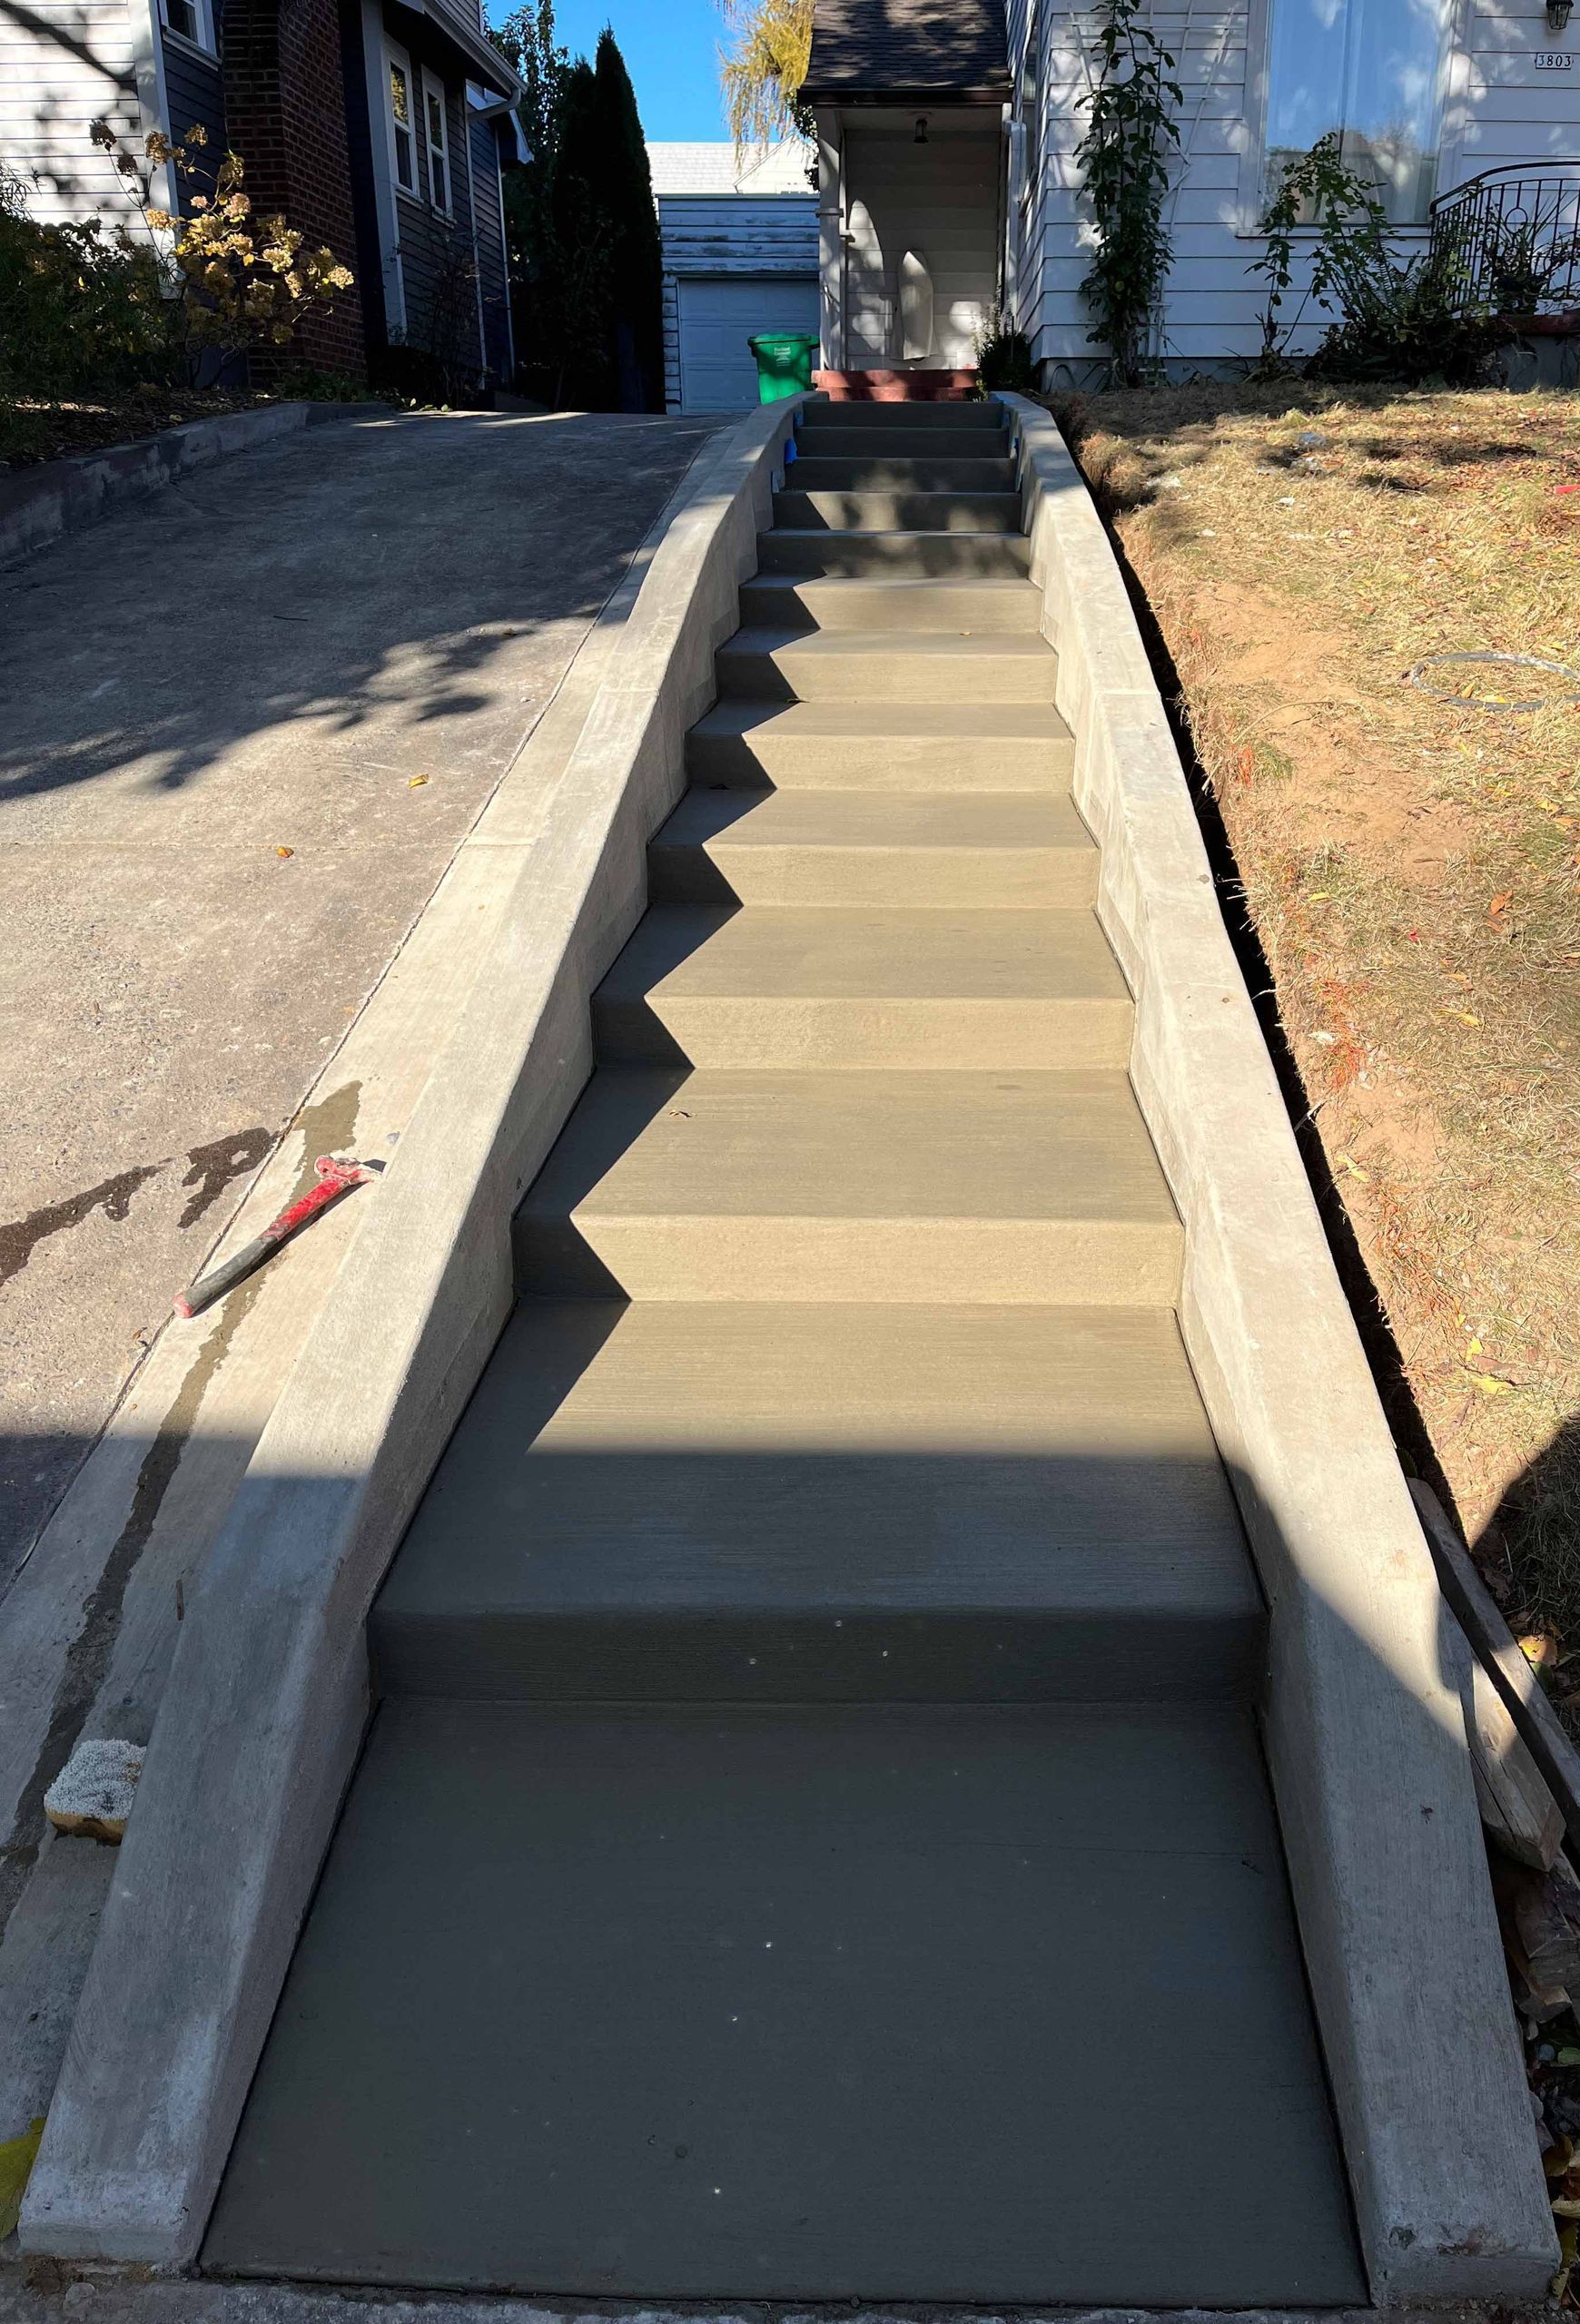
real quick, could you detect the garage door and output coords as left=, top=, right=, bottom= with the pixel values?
left=676, top=277, right=820, bottom=412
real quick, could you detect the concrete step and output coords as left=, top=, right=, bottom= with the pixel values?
left=591, top=904, right=1133, bottom=1069
left=738, top=575, right=1042, bottom=633
left=788, top=456, right=1015, bottom=493
left=794, top=426, right=1009, bottom=461
left=775, top=489, right=1022, bottom=533
left=207, top=1695, right=1362, bottom=2300
left=373, top=1301, right=1260, bottom=1703
left=648, top=787, right=1097, bottom=907
left=715, top=627, right=1056, bottom=704
left=685, top=699, right=1074, bottom=790
left=515, top=1064, right=1180, bottom=1304
left=757, top=527, right=1031, bottom=577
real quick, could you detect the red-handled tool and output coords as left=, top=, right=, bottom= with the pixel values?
left=173, top=1153, right=380, bottom=1318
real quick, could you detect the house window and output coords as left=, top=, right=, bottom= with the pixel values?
left=159, top=0, right=213, bottom=51
left=385, top=39, right=417, bottom=196
left=1264, top=0, right=1447, bottom=223
left=422, top=69, right=452, bottom=216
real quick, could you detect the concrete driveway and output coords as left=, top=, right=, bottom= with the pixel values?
left=0, top=407, right=719, bottom=1572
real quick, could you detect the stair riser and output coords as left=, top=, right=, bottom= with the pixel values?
left=517, top=1215, right=1181, bottom=1306
left=795, top=428, right=1009, bottom=462
left=647, top=842, right=1099, bottom=909
left=775, top=490, right=1022, bottom=534
left=715, top=647, right=1055, bottom=704
left=592, top=994, right=1133, bottom=1069
left=789, top=458, right=1015, bottom=493
left=371, top=1611, right=1263, bottom=1705
left=756, top=531, right=1031, bottom=577
left=685, top=730, right=1074, bottom=790
left=800, top=398, right=1005, bottom=427
left=738, top=578, right=1041, bottom=632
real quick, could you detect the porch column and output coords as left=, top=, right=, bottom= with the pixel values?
left=815, top=107, right=843, bottom=370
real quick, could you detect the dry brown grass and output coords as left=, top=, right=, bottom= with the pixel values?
left=1052, top=380, right=1580, bottom=1671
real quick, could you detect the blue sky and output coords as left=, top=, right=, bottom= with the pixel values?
left=486, top=0, right=735, bottom=140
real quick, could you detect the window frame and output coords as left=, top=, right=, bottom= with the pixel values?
left=1242, top=0, right=1459, bottom=231
left=158, top=0, right=216, bottom=57
left=421, top=66, right=454, bottom=219
left=383, top=35, right=420, bottom=202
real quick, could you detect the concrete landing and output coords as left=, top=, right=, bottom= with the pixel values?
left=204, top=1699, right=1362, bottom=2303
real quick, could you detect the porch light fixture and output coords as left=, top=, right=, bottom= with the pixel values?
left=1547, top=0, right=1572, bottom=32
left=914, top=114, right=929, bottom=143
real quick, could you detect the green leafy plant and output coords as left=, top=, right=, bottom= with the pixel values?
left=1075, top=0, right=1181, bottom=387
left=0, top=159, right=173, bottom=404
left=1250, top=132, right=1512, bottom=384
left=974, top=308, right=1036, bottom=392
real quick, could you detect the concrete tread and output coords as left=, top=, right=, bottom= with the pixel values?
left=652, top=785, right=1092, bottom=853
left=597, top=903, right=1129, bottom=1003
left=523, top=1065, right=1178, bottom=1228
left=371, top=1300, right=1263, bottom=1700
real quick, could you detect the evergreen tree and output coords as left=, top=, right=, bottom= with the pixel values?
left=543, top=57, right=616, bottom=407
left=589, top=28, right=664, bottom=412
left=489, top=0, right=571, bottom=391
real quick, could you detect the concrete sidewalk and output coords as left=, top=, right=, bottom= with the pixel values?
left=0, top=406, right=717, bottom=1575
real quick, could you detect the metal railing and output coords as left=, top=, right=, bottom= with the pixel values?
left=1427, top=162, right=1580, bottom=314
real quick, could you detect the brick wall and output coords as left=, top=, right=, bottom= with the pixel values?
left=224, top=0, right=369, bottom=375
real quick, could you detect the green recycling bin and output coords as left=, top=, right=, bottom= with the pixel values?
left=748, top=330, right=817, bottom=402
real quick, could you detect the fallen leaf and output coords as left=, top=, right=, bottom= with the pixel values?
left=409, top=774, right=429, bottom=788
left=275, top=846, right=294, bottom=859
left=1337, top=1152, right=1370, bottom=1181
left=1467, top=1370, right=1513, bottom=1395
left=1523, top=1632, right=1561, bottom=1669
left=0, top=2117, right=44, bottom=2241
left=1489, top=891, right=1513, bottom=917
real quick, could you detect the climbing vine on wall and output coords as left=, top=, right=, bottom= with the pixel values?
left=1074, top=0, right=1181, bottom=387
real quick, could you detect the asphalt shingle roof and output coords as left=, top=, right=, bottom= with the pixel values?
left=802, top=0, right=1009, bottom=101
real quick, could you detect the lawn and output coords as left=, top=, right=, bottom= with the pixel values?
left=1052, top=381, right=1580, bottom=1681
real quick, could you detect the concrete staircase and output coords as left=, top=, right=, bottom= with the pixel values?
left=202, top=400, right=1365, bottom=2304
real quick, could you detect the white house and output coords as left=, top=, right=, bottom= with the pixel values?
left=803, top=0, right=1580, bottom=380
left=647, top=141, right=819, bottom=409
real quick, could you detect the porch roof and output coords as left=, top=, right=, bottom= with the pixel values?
left=801, top=0, right=1009, bottom=104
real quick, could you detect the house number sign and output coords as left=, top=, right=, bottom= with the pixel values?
left=1536, top=50, right=1573, bottom=66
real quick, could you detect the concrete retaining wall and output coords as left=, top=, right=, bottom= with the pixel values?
left=999, top=393, right=1555, bottom=2302
left=17, top=396, right=803, bottom=2268
left=0, top=402, right=374, bottom=566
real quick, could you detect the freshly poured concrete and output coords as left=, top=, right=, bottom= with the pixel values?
left=648, top=786, right=1098, bottom=907
left=515, top=1066, right=1181, bottom=1303
left=370, top=1301, right=1263, bottom=1702
left=209, top=398, right=1359, bottom=2300
left=206, top=1699, right=1361, bottom=2303
left=592, top=905, right=1133, bottom=1068
left=686, top=698, right=1071, bottom=787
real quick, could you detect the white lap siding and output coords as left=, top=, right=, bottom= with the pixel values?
left=1005, top=0, right=1580, bottom=377
left=0, top=0, right=165, bottom=231
left=842, top=126, right=1002, bottom=366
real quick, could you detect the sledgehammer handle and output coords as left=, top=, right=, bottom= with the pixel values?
left=173, top=1154, right=376, bottom=1317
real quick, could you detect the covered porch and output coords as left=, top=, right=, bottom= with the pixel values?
left=803, top=0, right=1010, bottom=380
